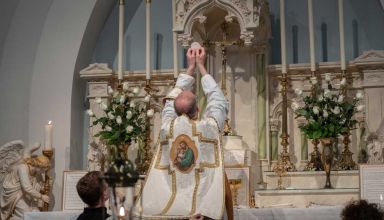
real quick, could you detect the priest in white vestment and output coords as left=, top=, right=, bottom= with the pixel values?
left=135, top=46, right=232, bottom=220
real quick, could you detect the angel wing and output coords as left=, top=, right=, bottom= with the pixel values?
left=376, top=119, right=384, bottom=143
left=0, top=140, right=25, bottom=184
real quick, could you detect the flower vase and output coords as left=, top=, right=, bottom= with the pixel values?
left=103, top=143, right=139, bottom=220
left=320, top=138, right=334, bottom=189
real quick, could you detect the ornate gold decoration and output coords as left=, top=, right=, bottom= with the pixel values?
left=189, top=170, right=201, bottom=215
left=320, top=137, right=334, bottom=189
left=159, top=170, right=176, bottom=215
left=41, top=149, right=54, bottom=211
left=305, top=139, right=323, bottom=171
left=136, top=79, right=159, bottom=174
left=249, top=195, right=256, bottom=208
left=339, top=133, right=357, bottom=170
left=338, top=70, right=357, bottom=170
left=229, top=179, right=242, bottom=207
left=272, top=158, right=287, bottom=190
left=305, top=71, right=322, bottom=171
left=223, top=119, right=233, bottom=136
left=274, top=73, right=296, bottom=172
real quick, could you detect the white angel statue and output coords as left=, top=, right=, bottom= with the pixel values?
left=366, top=120, right=384, bottom=165
left=0, top=140, right=51, bottom=220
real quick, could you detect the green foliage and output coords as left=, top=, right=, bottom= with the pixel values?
left=293, top=78, right=363, bottom=139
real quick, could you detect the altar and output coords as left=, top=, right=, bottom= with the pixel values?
left=24, top=206, right=344, bottom=220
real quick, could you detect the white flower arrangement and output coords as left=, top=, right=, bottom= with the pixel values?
left=87, top=85, right=154, bottom=147
left=294, top=74, right=364, bottom=139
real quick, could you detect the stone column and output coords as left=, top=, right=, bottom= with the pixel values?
left=256, top=48, right=267, bottom=160
left=270, top=119, right=280, bottom=165
left=297, top=118, right=308, bottom=168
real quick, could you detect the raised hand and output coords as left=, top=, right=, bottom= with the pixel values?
left=41, top=194, right=50, bottom=203
left=196, top=47, right=206, bottom=66
left=195, top=47, right=208, bottom=75
left=186, top=48, right=196, bottom=75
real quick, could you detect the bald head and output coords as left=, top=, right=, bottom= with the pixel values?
left=174, top=91, right=198, bottom=119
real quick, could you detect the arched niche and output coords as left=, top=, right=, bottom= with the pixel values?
left=174, top=0, right=270, bottom=47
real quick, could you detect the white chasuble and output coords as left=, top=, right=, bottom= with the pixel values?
left=135, top=115, right=225, bottom=219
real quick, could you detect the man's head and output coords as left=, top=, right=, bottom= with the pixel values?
left=341, top=200, right=384, bottom=220
left=174, top=91, right=198, bottom=119
left=76, top=171, right=108, bottom=208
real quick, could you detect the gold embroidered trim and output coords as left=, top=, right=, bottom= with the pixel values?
left=159, top=170, right=176, bottom=215
left=155, top=119, right=176, bottom=170
left=189, top=170, right=200, bottom=215
left=191, top=121, right=219, bottom=168
left=219, top=134, right=225, bottom=218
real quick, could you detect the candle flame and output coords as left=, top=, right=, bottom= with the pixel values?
left=119, top=206, right=125, bottom=216
left=380, top=194, right=383, bottom=201
left=48, top=121, right=52, bottom=125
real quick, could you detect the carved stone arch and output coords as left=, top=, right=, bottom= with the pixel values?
left=174, top=0, right=262, bottom=47
left=270, top=100, right=294, bottom=121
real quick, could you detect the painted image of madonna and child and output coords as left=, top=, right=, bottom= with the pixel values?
left=173, top=140, right=196, bottom=172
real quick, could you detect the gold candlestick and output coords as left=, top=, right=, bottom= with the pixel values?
left=272, top=158, right=287, bottom=190
left=41, top=149, right=54, bottom=211
left=338, top=70, right=356, bottom=170
left=305, top=139, right=323, bottom=171
left=305, top=71, right=323, bottom=171
left=274, top=73, right=296, bottom=172
left=135, top=79, right=158, bottom=174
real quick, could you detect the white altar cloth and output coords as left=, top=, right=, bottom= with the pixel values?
left=23, top=206, right=343, bottom=220
left=234, top=206, right=343, bottom=220
left=24, top=211, right=81, bottom=220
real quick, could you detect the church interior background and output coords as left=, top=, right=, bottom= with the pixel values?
left=1, top=0, right=384, bottom=219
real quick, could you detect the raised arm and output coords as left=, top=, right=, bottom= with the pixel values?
left=162, top=49, right=196, bottom=125
left=196, top=47, right=229, bottom=131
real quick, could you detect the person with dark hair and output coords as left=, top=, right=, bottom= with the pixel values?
left=341, top=199, right=384, bottom=220
left=76, top=171, right=110, bottom=220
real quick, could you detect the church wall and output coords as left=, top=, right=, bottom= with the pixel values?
left=26, top=0, right=113, bottom=211
left=268, top=0, right=384, bottom=64
left=0, top=0, right=52, bottom=144
left=92, top=0, right=180, bottom=71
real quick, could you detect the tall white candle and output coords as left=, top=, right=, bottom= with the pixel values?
left=280, top=0, right=287, bottom=74
left=118, top=0, right=125, bottom=80
left=145, top=0, right=151, bottom=80
left=44, top=121, right=53, bottom=150
left=308, top=0, right=316, bottom=72
left=172, top=0, right=179, bottom=78
left=338, top=0, right=346, bottom=70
